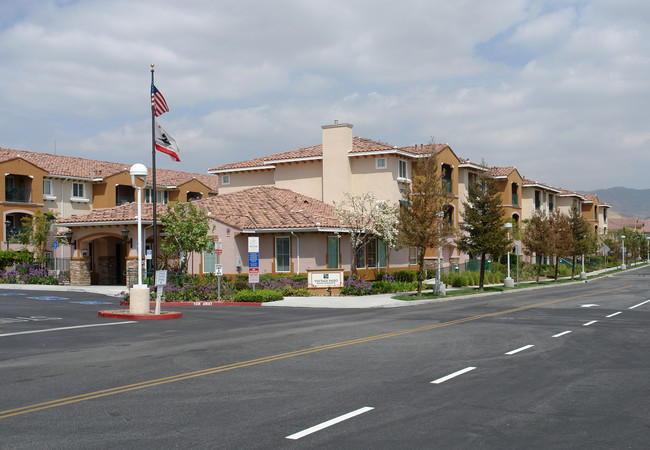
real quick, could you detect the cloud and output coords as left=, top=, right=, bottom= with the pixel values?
left=0, top=0, right=649, bottom=191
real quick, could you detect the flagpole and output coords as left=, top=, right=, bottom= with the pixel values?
left=150, top=64, right=158, bottom=279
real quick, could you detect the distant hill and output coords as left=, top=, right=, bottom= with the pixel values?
left=584, top=187, right=650, bottom=219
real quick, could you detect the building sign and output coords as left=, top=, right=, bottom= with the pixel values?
left=308, top=270, right=344, bottom=288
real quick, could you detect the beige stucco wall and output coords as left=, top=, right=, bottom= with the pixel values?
left=43, top=177, right=93, bottom=218
left=322, top=123, right=353, bottom=205
left=275, top=161, right=323, bottom=201
left=217, top=170, right=275, bottom=195
left=349, top=156, right=403, bottom=204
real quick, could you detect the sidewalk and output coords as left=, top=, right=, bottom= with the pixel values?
left=0, top=264, right=638, bottom=308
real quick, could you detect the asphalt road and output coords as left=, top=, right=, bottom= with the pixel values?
left=0, top=272, right=648, bottom=449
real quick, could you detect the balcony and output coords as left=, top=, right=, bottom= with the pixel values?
left=5, top=187, right=32, bottom=203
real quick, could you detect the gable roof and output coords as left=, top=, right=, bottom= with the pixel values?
left=208, top=138, right=453, bottom=173
left=0, top=146, right=219, bottom=191
left=57, top=186, right=342, bottom=231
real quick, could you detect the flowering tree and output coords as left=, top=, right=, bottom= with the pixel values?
left=160, top=202, right=213, bottom=274
left=334, top=192, right=399, bottom=276
left=18, top=211, right=60, bottom=265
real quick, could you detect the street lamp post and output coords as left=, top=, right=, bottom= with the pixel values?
left=504, top=222, right=514, bottom=287
left=129, top=163, right=150, bottom=315
left=621, top=234, right=626, bottom=270
left=646, top=236, right=649, bottom=264
left=4, top=220, right=10, bottom=251
left=434, top=211, right=446, bottom=296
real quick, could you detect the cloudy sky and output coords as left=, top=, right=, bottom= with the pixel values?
left=1, top=0, right=648, bottom=191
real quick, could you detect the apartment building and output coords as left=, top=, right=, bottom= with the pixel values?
left=210, top=122, right=464, bottom=270
left=0, top=147, right=219, bottom=280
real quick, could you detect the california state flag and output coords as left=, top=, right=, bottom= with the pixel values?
left=154, top=121, right=180, bottom=162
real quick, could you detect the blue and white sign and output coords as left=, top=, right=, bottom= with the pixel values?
left=248, top=236, right=259, bottom=284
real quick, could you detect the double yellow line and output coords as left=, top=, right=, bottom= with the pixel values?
left=0, top=285, right=629, bottom=419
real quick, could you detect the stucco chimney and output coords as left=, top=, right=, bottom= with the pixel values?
left=321, top=122, right=353, bottom=205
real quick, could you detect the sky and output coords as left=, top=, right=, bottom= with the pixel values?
left=1, top=0, right=649, bottom=191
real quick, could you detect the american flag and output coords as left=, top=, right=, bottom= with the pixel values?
left=151, top=83, right=169, bottom=117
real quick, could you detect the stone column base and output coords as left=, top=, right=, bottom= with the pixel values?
left=130, top=286, right=150, bottom=315
left=504, top=277, right=515, bottom=288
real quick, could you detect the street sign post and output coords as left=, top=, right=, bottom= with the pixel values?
left=154, top=270, right=168, bottom=315
left=215, top=238, right=223, bottom=300
left=248, top=237, right=259, bottom=288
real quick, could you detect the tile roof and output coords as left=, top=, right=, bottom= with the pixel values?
left=0, top=146, right=219, bottom=191
left=522, top=178, right=562, bottom=193
left=208, top=138, right=450, bottom=172
left=489, top=166, right=516, bottom=178
left=58, top=186, right=343, bottom=231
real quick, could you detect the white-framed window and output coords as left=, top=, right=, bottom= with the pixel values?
left=398, top=159, right=408, bottom=180
left=72, top=182, right=86, bottom=199
left=327, top=235, right=339, bottom=269
left=221, top=174, right=230, bottom=185
left=203, top=248, right=216, bottom=274
left=376, top=158, right=387, bottom=170
left=409, top=247, right=417, bottom=265
left=145, top=189, right=168, bottom=204
left=275, top=236, right=290, bottom=272
left=43, top=180, right=52, bottom=196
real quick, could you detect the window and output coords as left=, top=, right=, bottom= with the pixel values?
left=145, top=189, right=168, bottom=204
left=442, top=164, right=453, bottom=194
left=203, top=248, right=216, bottom=273
left=409, top=247, right=417, bottom=265
left=535, top=191, right=541, bottom=210
left=327, top=236, right=339, bottom=269
left=595, top=208, right=598, bottom=221
left=221, top=174, right=230, bottom=185
left=549, top=194, right=554, bottom=212
left=398, top=160, right=408, bottom=180
left=603, top=209, right=607, bottom=221
left=43, top=180, right=52, bottom=196
left=376, top=158, right=387, bottom=169
left=275, top=236, right=290, bottom=272
left=72, top=182, right=85, bottom=198
left=355, top=244, right=366, bottom=269
left=468, top=172, right=478, bottom=188
left=367, top=238, right=378, bottom=268
left=511, top=183, right=518, bottom=205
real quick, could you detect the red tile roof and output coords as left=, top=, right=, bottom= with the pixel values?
left=208, top=138, right=450, bottom=172
left=58, top=186, right=342, bottom=231
left=0, top=146, right=219, bottom=191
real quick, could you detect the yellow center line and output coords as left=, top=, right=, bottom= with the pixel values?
left=0, top=284, right=630, bottom=419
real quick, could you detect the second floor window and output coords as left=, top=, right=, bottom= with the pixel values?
left=43, top=180, right=52, bottom=196
left=376, top=158, right=387, bottom=169
left=221, top=175, right=230, bottom=185
left=398, top=160, right=408, bottom=180
left=72, top=182, right=85, bottom=198
left=145, top=189, right=168, bottom=204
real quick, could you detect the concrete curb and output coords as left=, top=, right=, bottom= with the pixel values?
left=98, top=310, right=182, bottom=320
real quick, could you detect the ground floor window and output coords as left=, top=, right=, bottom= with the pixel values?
left=409, top=247, right=417, bottom=265
left=203, top=249, right=216, bottom=273
left=355, top=243, right=366, bottom=269
left=327, top=236, right=339, bottom=268
left=276, top=236, right=290, bottom=272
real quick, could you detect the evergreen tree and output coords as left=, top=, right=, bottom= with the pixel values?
left=457, top=172, right=509, bottom=290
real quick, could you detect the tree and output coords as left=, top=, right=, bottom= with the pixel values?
left=457, top=172, right=509, bottom=291
left=546, top=209, right=572, bottom=281
left=397, top=146, right=453, bottom=296
left=18, top=211, right=60, bottom=265
left=521, top=210, right=550, bottom=283
left=334, top=192, right=399, bottom=276
left=568, top=207, right=595, bottom=279
left=160, top=202, right=213, bottom=274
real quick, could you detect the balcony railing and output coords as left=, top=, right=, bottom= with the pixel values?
left=5, top=187, right=31, bottom=202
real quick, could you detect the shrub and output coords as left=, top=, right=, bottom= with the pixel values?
left=341, top=276, right=372, bottom=295
left=0, top=263, right=61, bottom=285
left=392, top=270, right=417, bottom=283
left=234, top=289, right=283, bottom=302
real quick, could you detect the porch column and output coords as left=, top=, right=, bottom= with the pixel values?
left=70, top=257, right=91, bottom=286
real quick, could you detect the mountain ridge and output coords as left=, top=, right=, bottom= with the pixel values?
left=583, top=187, right=650, bottom=219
